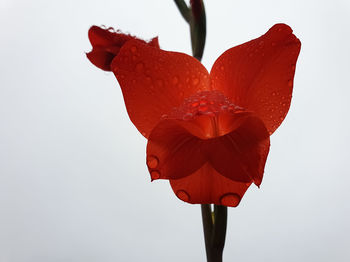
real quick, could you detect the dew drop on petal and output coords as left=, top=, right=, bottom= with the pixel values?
left=131, top=46, right=137, bottom=53
left=199, top=100, right=207, bottom=106
left=150, top=170, right=160, bottom=180
left=172, top=76, right=179, bottom=85
left=288, top=79, right=293, bottom=87
left=136, top=62, right=144, bottom=73
left=183, top=112, right=193, bottom=120
left=192, top=78, right=199, bottom=86
left=191, top=102, right=199, bottom=107
left=156, top=79, right=164, bottom=87
left=176, top=190, right=190, bottom=202
left=198, top=105, right=208, bottom=112
left=220, top=193, right=241, bottom=207
left=205, top=111, right=215, bottom=117
left=147, top=155, right=159, bottom=169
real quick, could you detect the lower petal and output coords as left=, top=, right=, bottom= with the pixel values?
left=170, top=163, right=252, bottom=207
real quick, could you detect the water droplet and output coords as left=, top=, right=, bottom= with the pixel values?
left=205, top=111, right=215, bottom=117
left=150, top=170, right=160, bottom=180
left=131, top=46, right=137, bottom=53
left=198, top=106, right=208, bottom=112
left=142, top=132, right=147, bottom=136
left=136, top=62, right=144, bottom=73
left=192, top=78, right=199, bottom=86
left=147, top=155, right=159, bottom=169
left=220, top=65, right=225, bottom=70
left=220, top=193, right=241, bottom=207
left=199, top=100, right=207, bottom=106
left=272, top=92, right=276, bottom=96
left=161, top=114, right=168, bottom=119
left=221, top=105, right=228, bottom=110
left=192, top=102, right=199, bottom=107
left=176, top=190, right=190, bottom=202
left=183, top=112, right=193, bottom=120
left=287, top=79, right=293, bottom=87
left=172, top=76, right=179, bottom=85
left=156, top=79, right=164, bottom=87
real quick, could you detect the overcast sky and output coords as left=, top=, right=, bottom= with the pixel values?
left=1, top=0, right=350, bottom=261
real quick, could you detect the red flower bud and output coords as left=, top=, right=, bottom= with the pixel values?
left=87, top=26, right=159, bottom=71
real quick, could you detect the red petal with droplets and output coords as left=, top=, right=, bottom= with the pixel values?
left=170, top=163, right=252, bottom=207
left=111, top=40, right=210, bottom=137
left=146, top=119, right=206, bottom=180
left=210, top=23, right=301, bottom=134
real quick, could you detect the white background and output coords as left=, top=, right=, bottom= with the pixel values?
left=1, top=0, right=349, bottom=261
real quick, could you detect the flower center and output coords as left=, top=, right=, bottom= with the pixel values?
left=167, top=90, right=246, bottom=139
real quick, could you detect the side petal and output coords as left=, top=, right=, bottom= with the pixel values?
left=209, top=113, right=270, bottom=186
left=170, top=163, right=252, bottom=207
left=111, top=40, right=210, bottom=137
left=210, top=23, right=301, bottom=134
left=146, top=119, right=206, bottom=180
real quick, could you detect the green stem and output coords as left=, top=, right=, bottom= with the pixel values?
left=173, top=0, right=191, bottom=22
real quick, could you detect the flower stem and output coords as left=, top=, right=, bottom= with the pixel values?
left=201, top=204, right=227, bottom=262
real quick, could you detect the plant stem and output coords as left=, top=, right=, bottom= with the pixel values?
left=201, top=204, right=227, bottom=262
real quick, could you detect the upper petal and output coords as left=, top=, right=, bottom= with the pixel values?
left=111, top=40, right=210, bottom=137
left=210, top=23, right=301, bottom=134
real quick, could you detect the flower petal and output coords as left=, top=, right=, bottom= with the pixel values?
left=210, top=23, right=301, bottom=134
left=146, top=119, right=206, bottom=180
left=86, top=48, right=117, bottom=71
left=208, top=113, right=270, bottom=186
left=111, top=40, right=210, bottom=137
left=170, top=163, right=252, bottom=207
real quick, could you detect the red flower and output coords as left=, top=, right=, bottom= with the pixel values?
left=88, top=23, right=301, bottom=207
left=87, top=26, right=159, bottom=71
